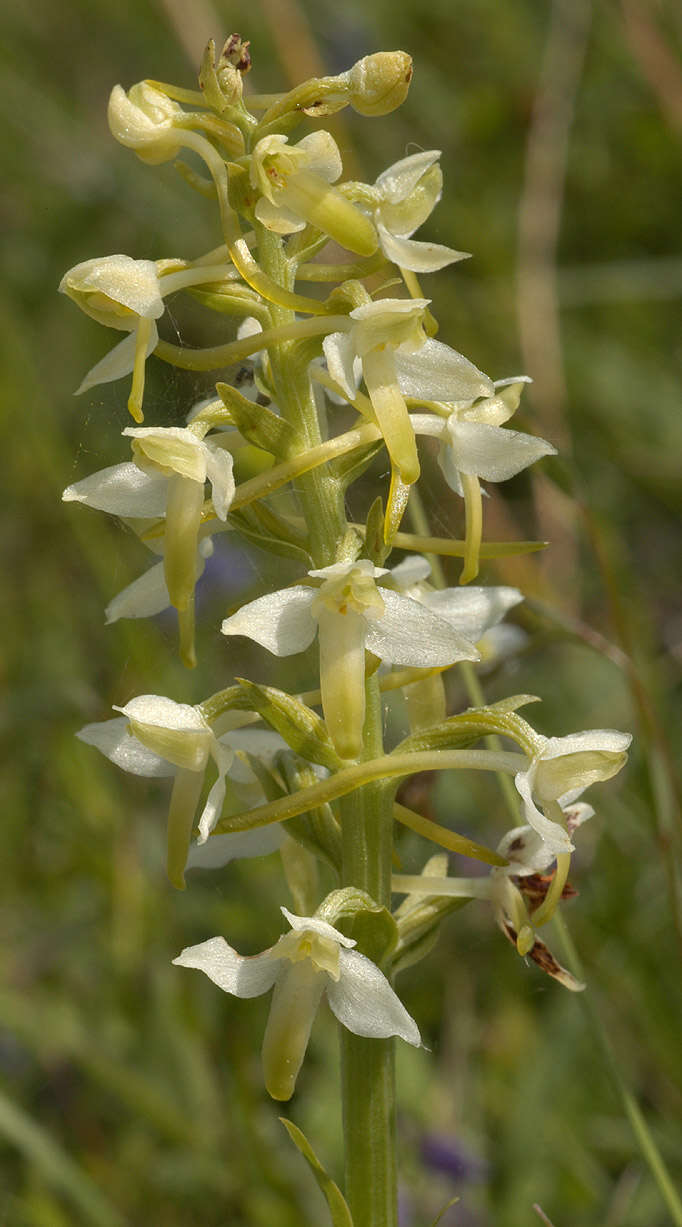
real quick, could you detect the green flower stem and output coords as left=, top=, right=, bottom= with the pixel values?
left=339, top=674, right=396, bottom=1227
left=228, top=422, right=381, bottom=514
left=393, top=802, right=508, bottom=867
left=215, top=748, right=526, bottom=834
left=154, top=313, right=349, bottom=373
left=256, top=219, right=398, bottom=1220
left=351, top=525, right=548, bottom=559
left=255, top=224, right=347, bottom=566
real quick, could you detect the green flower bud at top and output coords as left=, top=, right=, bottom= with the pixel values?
left=108, top=82, right=184, bottom=164
left=348, top=52, right=413, bottom=116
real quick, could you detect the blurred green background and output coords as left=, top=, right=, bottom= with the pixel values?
left=2, top=0, right=681, bottom=1223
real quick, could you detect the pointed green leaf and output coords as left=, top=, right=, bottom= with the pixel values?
left=198, top=39, right=227, bottom=113
left=394, top=702, right=541, bottom=757
left=279, top=1118, right=354, bottom=1227
left=364, top=496, right=390, bottom=566
left=330, top=439, right=383, bottom=489
left=236, top=678, right=343, bottom=770
left=316, top=886, right=398, bottom=965
left=278, top=754, right=342, bottom=872
left=217, top=381, right=291, bottom=457
left=229, top=507, right=312, bottom=564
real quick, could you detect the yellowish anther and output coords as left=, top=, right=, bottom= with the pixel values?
left=314, top=568, right=385, bottom=620
left=277, top=928, right=341, bottom=980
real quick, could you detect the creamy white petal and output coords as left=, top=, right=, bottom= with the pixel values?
left=389, top=555, right=432, bottom=589
left=281, top=908, right=357, bottom=947
left=326, top=948, right=421, bottom=1045
left=423, top=586, right=523, bottom=641
left=446, top=420, right=556, bottom=481
left=205, top=446, right=235, bottom=520
left=322, top=332, right=360, bottom=399
left=375, top=150, right=441, bottom=203
left=534, top=731, right=632, bottom=802
left=75, top=322, right=158, bottom=395
left=63, top=462, right=168, bottom=517
left=221, top=586, right=317, bottom=656
left=116, top=694, right=208, bottom=734
left=173, top=936, right=283, bottom=997
left=377, top=224, right=469, bottom=272
left=495, top=824, right=556, bottom=875
left=395, top=339, right=493, bottom=401
left=296, top=130, right=343, bottom=183
left=187, top=826, right=285, bottom=870
left=514, top=770, right=574, bottom=854
left=254, top=196, right=307, bottom=235
left=365, top=589, right=479, bottom=666
left=59, top=255, right=164, bottom=322
left=105, top=560, right=170, bottom=623
left=76, top=716, right=174, bottom=777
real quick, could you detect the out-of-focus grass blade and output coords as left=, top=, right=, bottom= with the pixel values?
left=280, top=1118, right=353, bottom=1227
left=0, top=1086, right=125, bottom=1227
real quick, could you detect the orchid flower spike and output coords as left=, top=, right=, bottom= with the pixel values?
left=413, top=377, right=556, bottom=583
left=371, top=150, right=470, bottom=272
left=221, top=559, right=481, bottom=759
left=249, top=131, right=378, bottom=256
left=75, top=696, right=268, bottom=888
left=173, top=905, right=420, bottom=1100
left=323, top=298, right=492, bottom=486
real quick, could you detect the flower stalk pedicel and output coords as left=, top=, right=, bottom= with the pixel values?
left=63, top=36, right=631, bottom=1227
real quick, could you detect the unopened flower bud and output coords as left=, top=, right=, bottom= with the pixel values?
left=108, top=82, right=184, bottom=164
left=348, top=51, right=413, bottom=117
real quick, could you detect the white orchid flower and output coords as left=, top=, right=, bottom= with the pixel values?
left=323, top=298, right=492, bottom=484
left=249, top=131, right=378, bottom=256
left=76, top=700, right=285, bottom=887
left=221, top=559, right=480, bottom=759
left=63, top=427, right=234, bottom=666
left=412, top=377, right=556, bottom=582
left=173, top=905, right=420, bottom=1100
left=370, top=150, right=469, bottom=272
left=104, top=539, right=215, bottom=626
left=59, top=247, right=239, bottom=418
left=514, top=728, right=632, bottom=856
left=393, top=802, right=594, bottom=991
left=59, top=254, right=165, bottom=419
left=123, top=425, right=234, bottom=614
left=63, top=457, right=208, bottom=631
